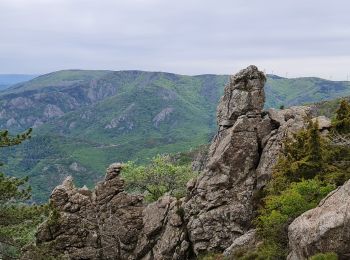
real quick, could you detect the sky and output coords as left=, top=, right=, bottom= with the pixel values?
left=1, top=0, right=350, bottom=80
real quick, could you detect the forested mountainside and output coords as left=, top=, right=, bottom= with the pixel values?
left=1, top=69, right=350, bottom=202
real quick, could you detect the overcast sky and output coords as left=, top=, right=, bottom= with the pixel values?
left=1, top=0, right=350, bottom=79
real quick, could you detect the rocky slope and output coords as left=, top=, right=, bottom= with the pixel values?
left=22, top=66, right=345, bottom=259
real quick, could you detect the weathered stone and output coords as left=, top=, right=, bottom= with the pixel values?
left=312, top=115, right=332, bottom=130
left=223, top=229, right=259, bottom=257
left=287, top=180, right=350, bottom=260
left=135, top=196, right=189, bottom=260
left=184, top=66, right=266, bottom=255
left=256, top=106, right=312, bottom=189
left=33, top=163, right=144, bottom=260
left=217, top=65, right=266, bottom=126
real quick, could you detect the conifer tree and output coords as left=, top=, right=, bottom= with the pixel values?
left=334, top=99, right=350, bottom=133
left=0, top=128, right=46, bottom=259
left=0, top=128, right=32, bottom=203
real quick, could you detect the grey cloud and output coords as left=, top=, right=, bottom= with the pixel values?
left=0, top=0, right=350, bottom=79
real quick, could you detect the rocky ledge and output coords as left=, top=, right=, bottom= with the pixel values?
left=23, top=65, right=338, bottom=260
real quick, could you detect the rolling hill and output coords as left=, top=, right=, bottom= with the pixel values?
left=1, top=69, right=349, bottom=202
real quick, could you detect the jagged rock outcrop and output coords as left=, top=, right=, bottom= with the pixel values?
left=24, top=163, right=188, bottom=260
left=287, top=180, right=350, bottom=260
left=25, top=65, right=321, bottom=259
left=183, top=65, right=271, bottom=254
left=135, top=196, right=189, bottom=260
left=32, top=163, right=145, bottom=260
left=256, top=106, right=313, bottom=189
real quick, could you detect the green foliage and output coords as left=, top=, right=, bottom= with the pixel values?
left=197, top=252, right=224, bottom=260
left=333, top=99, right=350, bottom=133
left=122, top=155, right=197, bottom=202
left=313, top=96, right=350, bottom=119
left=0, top=129, right=33, bottom=205
left=20, top=243, right=66, bottom=260
left=234, top=241, right=284, bottom=260
left=0, top=128, right=49, bottom=259
left=47, top=202, right=60, bottom=226
left=247, top=119, right=350, bottom=259
left=255, top=179, right=335, bottom=258
left=0, top=128, right=32, bottom=148
left=309, top=252, right=338, bottom=260
left=268, top=120, right=350, bottom=196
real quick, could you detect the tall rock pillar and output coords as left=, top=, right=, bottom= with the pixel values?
left=184, top=65, right=269, bottom=254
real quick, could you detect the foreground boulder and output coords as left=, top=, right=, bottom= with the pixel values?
left=287, top=180, right=350, bottom=259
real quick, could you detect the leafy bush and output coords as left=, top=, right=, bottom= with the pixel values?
left=256, top=179, right=335, bottom=258
left=121, top=155, right=197, bottom=202
left=309, top=252, right=338, bottom=260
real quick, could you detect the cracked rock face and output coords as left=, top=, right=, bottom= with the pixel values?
left=256, top=106, right=312, bottom=189
left=217, top=65, right=266, bottom=127
left=33, top=165, right=145, bottom=260
left=183, top=65, right=268, bottom=254
left=24, top=164, right=188, bottom=260
left=287, top=180, right=350, bottom=260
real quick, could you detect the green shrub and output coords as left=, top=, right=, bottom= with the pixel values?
left=309, top=252, right=338, bottom=260
left=250, top=118, right=349, bottom=259
left=197, top=252, right=224, bottom=260
left=256, top=179, right=335, bottom=257
left=121, top=155, right=197, bottom=202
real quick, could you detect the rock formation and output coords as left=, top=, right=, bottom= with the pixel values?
left=24, top=65, right=319, bottom=259
left=287, top=180, right=350, bottom=260
left=30, top=163, right=145, bottom=259
left=183, top=65, right=269, bottom=254
left=256, top=106, right=313, bottom=189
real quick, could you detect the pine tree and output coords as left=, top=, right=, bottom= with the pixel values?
left=0, top=128, right=47, bottom=259
left=0, top=128, right=32, bottom=202
left=334, top=99, right=350, bottom=133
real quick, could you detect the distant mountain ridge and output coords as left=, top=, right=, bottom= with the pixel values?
left=0, top=69, right=349, bottom=202
left=0, top=74, right=38, bottom=90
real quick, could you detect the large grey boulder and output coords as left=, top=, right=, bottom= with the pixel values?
left=287, top=180, right=350, bottom=260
